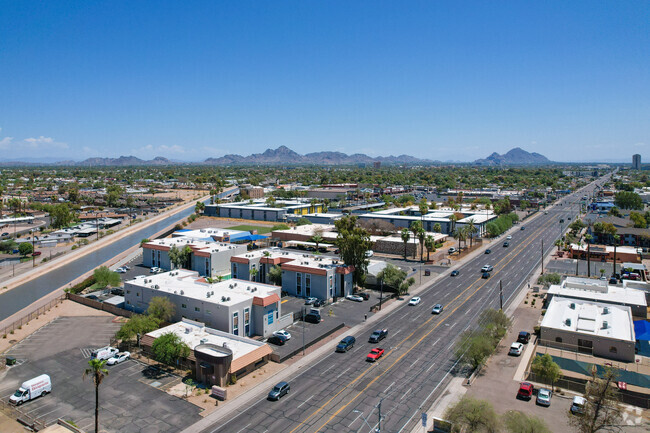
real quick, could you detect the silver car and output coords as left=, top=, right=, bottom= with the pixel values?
left=536, top=388, right=552, bottom=406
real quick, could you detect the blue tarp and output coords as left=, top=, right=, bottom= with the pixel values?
left=634, top=320, right=650, bottom=341
left=242, top=234, right=269, bottom=241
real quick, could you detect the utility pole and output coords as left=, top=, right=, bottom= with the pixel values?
left=379, top=279, right=383, bottom=311
left=499, top=280, right=503, bottom=311
left=32, top=232, right=35, bottom=267
left=378, top=398, right=383, bottom=432
left=541, top=239, right=544, bottom=274
left=302, top=307, right=305, bottom=356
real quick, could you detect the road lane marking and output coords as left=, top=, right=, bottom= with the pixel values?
left=335, top=367, right=351, bottom=379
left=348, top=412, right=363, bottom=427
left=400, top=387, right=412, bottom=400
left=297, top=395, right=314, bottom=409
left=235, top=424, right=251, bottom=433
left=383, top=381, right=395, bottom=394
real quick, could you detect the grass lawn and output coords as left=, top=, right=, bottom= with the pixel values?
left=227, top=224, right=273, bottom=234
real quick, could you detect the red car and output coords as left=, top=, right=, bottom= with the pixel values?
left=32, top=251, right=41, bottom=257
left=366, top=348, right=385, bottom=362
left=517, top=382, right=534, bottom=400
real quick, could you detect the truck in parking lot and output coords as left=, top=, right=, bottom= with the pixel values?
left=91, top=346, right=119, bottom=360
left=9, top=374, right=52, bottom=405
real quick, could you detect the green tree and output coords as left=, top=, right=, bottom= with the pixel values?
left=169, top=244, right=192, bottom=269
left=424, top=234, right=436, bottom=262
left=140, top=238, right=150, bottom=246
left=448, top=214, right=458, bottom=234
left=433, top=222, right=442, bottom=233
left=268, top=265, right=283, bottom=285
left=530, top=354, right=562, bottom=390
left=466, top=218, right=477, bottom=247
left=410, top=220, right=424, bottom=260
left=377, top=263, right=414, bottom=297
left=569, top=367, right=622, bottom=433
left=195, top=201, right=205, bottom=214
left=18, top=242, right=33, bottom=257
left=249, top=267, right=259, bottom=281
left=334, top=216, right=373, bottom=287
left=455, top=332, right=494, bottom=370
left=93, top=266, right=121, bottom=288
left=296, top=217, right=312, bottom=226
left=115, top=314, right=161, bottom=342
left=50, top=203, right=74, bottom=228
left=444, top=396, right=499, bottom=433
left=83, top=359, right=109, bottom=433
left=608, top=207, right=622, bottom=217
left=151, top=332, right=191, bottom=366
left=0, top=239, right=17, bottom=254
left=147, top=296, right=176, bottom=322
left=537, top=272, right=561, bottom=287
left=629, top=211, right=647, bottom=228
left=502, top=411, right=551, bottom=433
left=419, top=198, right=429, bottom=222
left=401, top=228, right=410, bottom=259
left=614, top=191, right=642, bottom=210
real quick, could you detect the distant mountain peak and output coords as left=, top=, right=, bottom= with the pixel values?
left=474, top=148, right=550, bottom=166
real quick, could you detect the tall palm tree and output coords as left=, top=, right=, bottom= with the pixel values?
left=466, top=218, right=477, bottom=247
left=612, top=234, right=620, bottom=277
left=584, top=234, right=593, bottom=277
left=410, top=221, right=423, bottom=259
left=83, top=359, right=109, bottom=433
left=424, top=235, right=435, bottom=262
left=401, top=228, right=410, bottom=260
left=448, top=214, right=458, bottom=235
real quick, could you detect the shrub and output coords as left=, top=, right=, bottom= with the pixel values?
left=230, top=374, right=237, bottom=385
left=71, top=245, right=78, bottom=250
left=533, top=325, right=541, bottom=335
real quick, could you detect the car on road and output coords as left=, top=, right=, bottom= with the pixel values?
left=304, top=313, right=321, bottom=324
left=517, top=331, right=531, bottom=344
left=520, top=226, right=525, bottom=230
left=150, top=267, right=162, bottom=273
left=431, top=304, right=444, bottom=314
left=346, top=295, right=364, bottom=302
left=273, top=330, right=291, bottom=340
left=1, top=232, right=9, bottom=237
left=481, top=265, right=493, bottom=272
left=268, top=382, right=290, bottom=401
left=517, top=382, right=534, bottom=400
left=32, top=251, right=41, bottom=257
left=267, top=335, right=288, bottom=345
left=336, top=336, right=356, bottom=352
left=536, top=388, right=552, bottom=406
left=570, top=396, right=586, bottom=414
left=482, top=272, right=490, bottom=279
left=485, top=249, right=491, bottom=254
left=304, top=297, right=318, bottom=305
left=503, top=241, right=509, bottom=247
left=116, top=267, right=127, bottom=273
left=366, top=348, right=385, bottom=362
left=600, top=275, right=607, bottom=280
left=107, top=351, right=130, bottom=365
left=506, top=235, right=512, bottom=240
left=450, top=270, right=459, bottom=276
left=409, top=297, right=421, bottom=306
left=358, top=292, right=371, bottom=300
left=509, top=342, right=524, bottom=356
left=369, top=329, right=388, bottom=343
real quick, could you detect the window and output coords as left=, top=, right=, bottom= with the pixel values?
left=306, top=274, right=311, bottom=296
left=126, top=290, right=131, bottom=294
left=206, top=309, right=211, bottom=315
left=151, top=250, right=155, bottom=265
left=136, top=292, right=140, bottom=297
left=194, top=307, right=200, bottom=312
left=555, top=337, right=562, bottom=343
left=609, top=346, right=618, bottom=354
left=157, top=250, right=161, bottom=266
left=233, top=312, right=239, bottom=336
left=297, top=272, right=302, bottom=295
left=181, top=304, right=187, bottom=309
left=233, top=263, right=238, bottom=275
left=205, top=258, right=210, bottom=275
left=244, top=308, right=250, bottom=336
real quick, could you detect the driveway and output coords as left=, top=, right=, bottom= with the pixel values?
left=0, top=316, right=201, bottom=432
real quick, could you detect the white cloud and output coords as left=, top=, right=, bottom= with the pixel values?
left=634, top=142, right=646, bottom=147
left=0, top=136, right=14, bottom=149
left=23, top=136, right=68, bottom=149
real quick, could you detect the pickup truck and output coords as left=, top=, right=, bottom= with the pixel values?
left=369, top=329, right=388, bottom=343
left=366, top=348, right=385, bottom=362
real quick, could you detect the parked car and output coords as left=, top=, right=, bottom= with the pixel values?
left=520, top=226, right=525, bottom=230
left=448, top=247, right=457, bottom=254
left=304, top=313, right=321, bottom=324
left=536, top=388, right=552, bottom=406
left=336, top=336, right=356, bottom=352
left=481, top=265, right=493, bottom=272
left=450, top=270, right=459, bottom=277
left=267, top=335, right=288, bottom=346
left=273, top=330, right=291, bottom=340
left=517, top=331, right=531, bottom=344
left=366, top=348, right=385, bottom=362
left=1, top=232, right=9, bottom=237
left=346, top=295, right=364, bottom=302
left=107, top=351, right=130, bottom=365
left=509, top=342, right=524, bottom=356
left=123, top=265, right=131, bottom=270
left=116, top=267, right=127, bottom=273
left=517, top=382, right=534, bottom=400
left=313, top=299, right=324, bottom=307
left=609, top=277, right=618, bottom=285
left=9, top=374, right=52, bottom=406
left=268, top=382, right=290, bottom=400
left=150, top=267, right=161, bottom=273
left=485, top=249, right=492, bottom=254
left=570, top=396, right=586, bottom=414
left=369, top=329, right=388, bottom=343
left=358, top=293, right=370, bottom=300
left=431, top=304, right=444, bottom=314
left=408, top=297, right=421, bottom=306
left=304, top=297, right=318, bottom=305
left=482, top=272, right=491, bottom=279
left=110, top=288, right=124, bottom=296
left=365, top=250, right=374, bottom=257
left=31, top=251, right=41, bottom=257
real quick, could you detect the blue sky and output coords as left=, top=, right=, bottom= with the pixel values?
left=1, top=1, right=648, bottom=162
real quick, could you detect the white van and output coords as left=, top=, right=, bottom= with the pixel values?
left=91, top=346, right=119, bottom=361
left=570, top=396, right=586, bottom=414
left=9, top=374, right=52, bottom=405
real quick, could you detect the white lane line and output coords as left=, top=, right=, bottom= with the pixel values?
left=335, top=367, right=351, bottom=379
left=297, top=395, right=314, bottom=409
left=400, top=387, right=412, bottom=400
left=235, top=424, right=251, bottom=433
left=426, top=361, right=437, bottom=373
left=348, top=411, right=363, bottom=427
left=383, top=381, right=395, bottom=394
left=320, top=364, right=335, bottom=376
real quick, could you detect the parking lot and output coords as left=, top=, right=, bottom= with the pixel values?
left=0, top=316, right=201, bottom=432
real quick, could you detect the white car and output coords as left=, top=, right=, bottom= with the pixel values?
left=106, top=351, right=130, bottom=365
left=408, top=297, right=421, bottom=306
left=150, top=267, right=161, bottom=273
left=431, top=304, right=444, bottom=314
left=346, top=295, right=364, bottom=302
left=273, top=330, right=291, bottom=340
left=509, top=342, right=524, bottom=356
left=115, top=267, right=127, bottom=273
left=91, top=346, right=119, bottom=361
left=365, top=250, right=374, bottom=257
left=506, top=235, right=512, bottom=240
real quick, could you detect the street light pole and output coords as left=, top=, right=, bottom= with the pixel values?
left=379, top=279, right=383, bottom=311
left=499, top=280, right=503, bottom=311
left=541, top=239, right=544, bottom=274
left=302, top=307, right=305, bottom=356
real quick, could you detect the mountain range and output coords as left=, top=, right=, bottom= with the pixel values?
left=0, top=146, right=553, bottom=166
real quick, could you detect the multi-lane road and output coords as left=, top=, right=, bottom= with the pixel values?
left=192, top=178, right=607, bottom=433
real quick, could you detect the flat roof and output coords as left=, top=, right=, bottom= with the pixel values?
left=548, top=278, right=646, bottom=308
left=172, top=227, right=248, bottom=239
left=541, top=297, right=635, bottom=342
left=570, top=244, right=639, bottom=255
left=127, top=270, right=280, bottom=307
left=143, top=237, right=243, bottom=255
left=232, top=248, right=346, bottom=271
left=146, top=319, right=268, bottom=361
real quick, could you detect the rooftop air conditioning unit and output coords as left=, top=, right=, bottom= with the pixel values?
left=565, top=318, right=572, bottom=326
left=200, top=338, right=208, bottom=344
left=180, top=290, right=184, bottom=295
left=227, top=297, right=231, bottom=301
left=154, top=285, right=160, bottom=289
left=221, top=296, right=226, bottom=302
left=229, top=284, right=233, bottom=288
left=207, top=293, right=211, bottom=298
left=602, top=321, right=609, bottom=329
left=570, top=303, right=576, bottom=309
left=211, top=291, right=215, bottom=295
left=603, top=307, right=610, bottom=314
left=174, top=291, right=177, bottom=294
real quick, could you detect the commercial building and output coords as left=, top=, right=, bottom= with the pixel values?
left=569, top=243, right=640, bottom=264
left=540, top=297, right=636, bottom=362
left=546, top=277, right=647, bottom=318
left=285, top=213, right=343, bottom=225
left=231, top=249, right=355, bottom=301
left=205, top=199, right=324, bottom=222
left=142, top=319, right=272, bottom=387
left=240, top=185, right=265, bottom=199
left=171, top=227, right=264, bottom=243
left=633, top=154, right=642, bottom=170
left=142, top=238, right=247, bottom=278
left=125, top=270, right=292, bottom=338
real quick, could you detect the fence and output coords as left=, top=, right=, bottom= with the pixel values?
left=0, top=294, right=66, bottom=338
left=66, top=293, right=134, bottom=318
left=0, top=398, right=47, bottom=431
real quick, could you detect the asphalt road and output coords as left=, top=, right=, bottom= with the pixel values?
left=0, top=200, right=208, bottom=321
left=192, top=177, right=609, bottom=433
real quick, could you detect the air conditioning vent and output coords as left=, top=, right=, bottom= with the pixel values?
left=180, top=290, right=184, bottom=295
left=570, top=303, right=576, bottom=309
left=602, top=321, right=609, bottom=329
left=603, top=307, right=609, bottom=314
left=565, top=318, right=572, bottom=326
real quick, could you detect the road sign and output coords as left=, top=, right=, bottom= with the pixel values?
left=421, top=412, right=427, bottom=427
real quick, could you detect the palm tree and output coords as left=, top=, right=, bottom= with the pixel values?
left=613, top=234, right=620, bottom=277
left=448, top=214, right=458, bottom=235
left=433, top=223, right=442, bottom=233
left=466, top=218, right=477, bottom=247
left=249, top=267, right=259, bottom=282
left=419, top=199, right=429, bottom=223
left=83, top=358, right=109, bottom=433
left=401, top=228, right=410, bottom=260
left=417, top=227, right=426, bottom=262
left=410, top=220, right=423, bottom=259
left=424, top=235, right=435, bottom=262
left=584, top=234, right=593, bottom=277
left=311, top=234, right=323, bottom=251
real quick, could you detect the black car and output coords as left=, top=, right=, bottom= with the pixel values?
left=268, top=335, right=288, bottom=346
left=313, top=299, right=324, bottom=307
left=517, top=331, right=531, bottom=344
left=609, top=277, right=618, bottom=285
left=485, top=249, right=491, bottom=254
left=358, top=293, right=370, bottom=300
left=503, top=241, right=509, bottom=247
left=369, top=329, right=388, bottom=343
left=304, top=313, right=321, bottom=324
left=335, top=336, right=356, bottom=352
left=520, top=226, right=525, bottom=230
left=450, top=270, right=459, bottom=276
left=268, top=382, right=290, bottom=400
left=482, top=272, right=490, bottom=279
left=110, top=288, right=125, bottom=296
